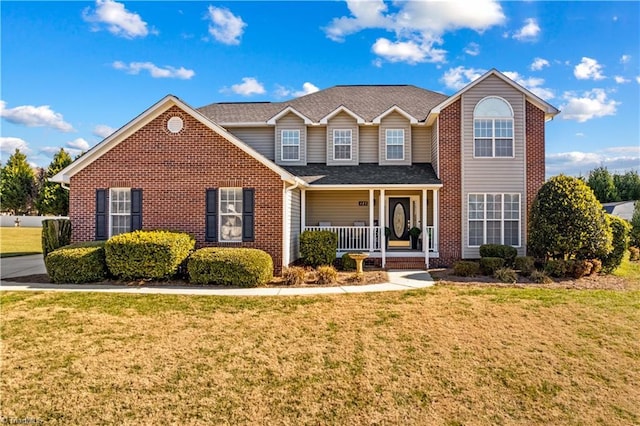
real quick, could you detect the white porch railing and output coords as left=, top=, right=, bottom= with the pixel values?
left=424, top=226, right=436, bottom=252
left=305, top=226, right=382, bottom=251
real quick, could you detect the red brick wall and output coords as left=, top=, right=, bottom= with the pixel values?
left=435, top=99, right=462, bottom=267
left=525, top=101, right=546, bottom=252
left=69, top=106, right=285, bottom=273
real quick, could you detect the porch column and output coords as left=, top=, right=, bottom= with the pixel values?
left=369, top=189, right=374, bottom=252
left=422, top=188, right=428, bottom=269
left=433, top=188, right=439, bottom=253
left=380, top=189, right=385, bottom=268
left=301, top=189, right=306, bottom=232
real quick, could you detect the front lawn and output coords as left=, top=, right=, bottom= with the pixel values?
left=0, top=227, right=42, bottom=257
left=1, top=286, right=639, bottom=425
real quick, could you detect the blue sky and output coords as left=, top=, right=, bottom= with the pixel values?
left=1, top=0, right=638, bottom=177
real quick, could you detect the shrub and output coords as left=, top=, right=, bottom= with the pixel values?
left=630, top=201, right=640, bottom=248
left=41, top=219, right=72, bottom=258
left=316, top=265, right=338, bottom=284
left=567, top=259, right=592, bottom=279
left=188, top=247, right=273, bottom=287
left=588, top=258, right=603, bottom=274
left=494, top=267, right=517, bottom=283
left=105, top=230, right=195, bottom=280
left=530, top=270, right=553, bottom=284
left=479, top=244, right=517, bottom=266
left=514, top=256, right=535, bottom=276
left=282, top=266, right=306, bottom=286
left=629, top=246, right=640, bottom=261
left=45, top=241, right=107, bottom=284
left=600, top=215, right=631, bottom=273
left=480, top=257, right=504, bottom=275
left=544, top=259, right=567, bottom=278
left=453, top=261, right=480, bottom=277
left=341, top=252, right=356, bottom=271
left=300, top=230, right=337, bottom=267
left=528, top=175, right=612, bottom=261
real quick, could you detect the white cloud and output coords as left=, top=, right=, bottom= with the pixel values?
left=546, top=146, right=640, bottom=177
left=512, top=18, right=540, bottom=41
left=275, top=82, right=320, bottom=98
left=503, top=71, right=555, bottom=100
left=40, top=146, right=63, bottom=155
left=440, top=66, right=486, bottom=91
left=464, top=42, right=480, bottom=56
left=207, top=6, right=246, bottom=45
left=227, top=77, right=265, bottom=96
left=530, top=57, right=550, bottom=71
left=576, top=132, right=585, bottom=137
left=324, top=0, right=505, bottom=64
left=112, top=61, right=195, bottom=79
left=620, top=54, right=631, bottom=64
left=93, top=124, right=116, bottom=138
left=574, top=57, right=605, bottom=80
left=0, top=137, right=30, bottom=155
left=560, top=89, right=619, bottom=122
left=0, top=100, right=74, bottom=132
left=614, top=75, right=630, bottom=84
left=66, top=138, right=90, bottom=151
left=637, top=76, right=640, bottom=84
left=82, top=0, right=150, bottom=39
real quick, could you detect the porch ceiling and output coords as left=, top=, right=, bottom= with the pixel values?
left=282, top=163, right=441, bottom=185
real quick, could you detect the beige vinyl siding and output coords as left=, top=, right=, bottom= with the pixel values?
left=431, top=119, right=439, bottom=177
left=275, top=113, right=306, bottom=166
left=412, top=126, right=431, bottom=163
left=288, top=188, right=301, bottom=263
left=326, top=112, right=359, bottom=165
left=307, top=126, right=326, bottom=163
left=461, top=74, right=526, bottom=258
left=359, top=126, right=378, bottom=163
left=306, top=191, right=378, bottom=226
left=228, top=127, right=275, bottom=160
left=379, top=112, right=411, bottom=165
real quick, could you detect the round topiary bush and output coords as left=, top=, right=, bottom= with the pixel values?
left=300, top=230, right=338, bottom=267
left=188, top=247, right=273, bottom=287
left=600, top=214, right=631, bottom=273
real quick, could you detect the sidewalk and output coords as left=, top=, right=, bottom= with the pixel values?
left=0, top=255, right=433, bottom=296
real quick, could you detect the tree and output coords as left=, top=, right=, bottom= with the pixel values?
left=601, top=215, right=631, bottom=273
left=36, top=148, right=72, bottom=215
left=587, top=167, right=618, bottom=203
left=613, top=170, right=640, bottom=201
left=0, top=149, right=36, bottom=215
left=630, top=201, right=640, bottom=248
left=528, top=175, right=612, bottom=261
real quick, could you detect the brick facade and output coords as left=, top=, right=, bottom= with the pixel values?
left=435, top=99, right=462, bottom=267
left=69, top=106, right=285, bottom=274
left=525, top=101, right=546, bottom=238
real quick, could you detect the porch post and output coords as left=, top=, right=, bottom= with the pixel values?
left=369, top=189, right=374, bottom=252
left=433, top=188, right=439, bottom=253
left=301, top=189, right=306, bottom=232
left=380, top=189, right=386, bottom=268
left=422, top=188, right=428, bottom=269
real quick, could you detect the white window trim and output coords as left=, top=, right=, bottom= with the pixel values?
left=467, top=193, right=521, bottom=248
left=385, top=128, right=405, bottom=161
left=333, top=129, right=352, bottom=161
left=473, top=96, right=514, bottom=159
left=219, top=187, right=243, bottom=243
left=280, top=129, right=300, bottom=162
left=109, top=188, right=131, bottom=238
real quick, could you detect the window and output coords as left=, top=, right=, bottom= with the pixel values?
left=468, top=193, right=520, bottom=247
left=386, top=129, right=404, bottom=160
left=110, top=188, right=131, bottom=237
left=474, top=97, right=514, bottom=158
left=281, top=130, right=300, bottom=161
left=333, top=129, right=352, bottom=160
left=219, top=188, right=243, bottom=242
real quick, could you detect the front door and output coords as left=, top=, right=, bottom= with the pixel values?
left=388, top=197, right=410, bottom=248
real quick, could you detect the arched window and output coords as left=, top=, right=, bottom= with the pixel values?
left=473, top=97, right=514, bottom=158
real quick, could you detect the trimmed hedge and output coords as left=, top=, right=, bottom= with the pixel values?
left=480, top=257, right=504, bottom=275
left=300, top=230, right=338, bottom=267
left=453, top=261, right=480, bottom=277
left=105, top=230, right=195, bottom=280
left=514, top=256, right=535, bottom=276
left=341, top=252, right=356, bottom=271
left=42, top=219, right=72, bottom=258
left=544, top=259, right=567, bottom=278
left=479, top=244, right=517, bottom=266
left=600, top=215, right=631, bottom=273
left=188, top=247, right=273, bottom=287
left=45, top=241, right=107, bottom=284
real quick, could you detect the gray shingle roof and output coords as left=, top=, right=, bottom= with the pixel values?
left=281, top=163, right=441, bottom=185
left=197, top=85, right=448, bottom=124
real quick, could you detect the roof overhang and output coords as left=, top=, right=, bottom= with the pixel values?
left=304, top=184, right=443, bottom=190
left=266, top=106, right=313, bottom=125
left=319, top=105, right=365, bottom=124
left=372, top=105, right=418, bottom=124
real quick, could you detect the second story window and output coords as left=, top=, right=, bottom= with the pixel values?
left=281, top=130, right=300, bottom=161
left=333, top=129, right=352, bottom=160
left=386, top=129, right=404, bottom=160
left=474, top=97, right=514, bottom=158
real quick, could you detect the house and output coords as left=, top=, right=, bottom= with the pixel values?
left=51, top=69, right=559, bottom=274
left=602, top=201, right=636, bottom=221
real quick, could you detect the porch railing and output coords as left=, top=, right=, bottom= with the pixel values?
left=304, top=226, right=382, bottom=251
left=424, top=226, right=436, bottom=252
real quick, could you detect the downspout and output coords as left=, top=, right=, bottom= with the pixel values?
left=282, top=178, right=303, bottom=269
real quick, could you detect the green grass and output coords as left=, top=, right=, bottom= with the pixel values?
left=2, top=286, right=639, bottom=425
left=0, top=227, right=42, bottom=257
left=613, top=253, right=640, bottom=282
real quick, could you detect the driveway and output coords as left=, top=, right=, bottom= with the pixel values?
left=1, top=254, right=46, bottom=279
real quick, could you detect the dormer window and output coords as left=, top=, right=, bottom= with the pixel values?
left=333, top=129, right=352, bottom=160
left=385, top=129, right=404, bottom=160
left=281, top=130, right=300, bottom=161
left=473, top=97, right=514, bottom=158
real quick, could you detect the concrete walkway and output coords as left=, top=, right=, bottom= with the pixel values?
left=0, top=254, right=433, bottom=296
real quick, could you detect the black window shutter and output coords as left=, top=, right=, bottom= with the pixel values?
left=242, top=188, right=255, bottom=242
left=205, top=189, right=218, bottom=242
left=95, top=189, right=108, bottom=240
left=130, top=189, right=143, bottom=231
